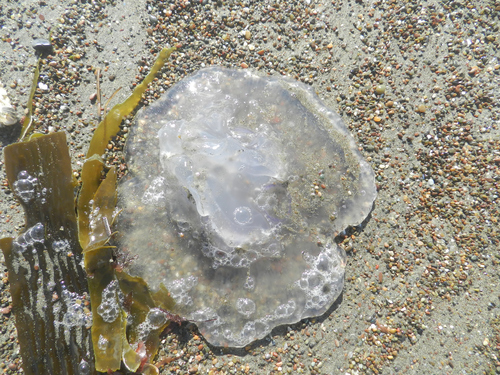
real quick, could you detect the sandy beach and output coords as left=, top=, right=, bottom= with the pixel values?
left=0, top=0, right=499, bottom=374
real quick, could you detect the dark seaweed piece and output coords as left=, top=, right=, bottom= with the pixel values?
left=85, top=46, right=176, bottom=158
left=0, top=132, right=94, bottom=374
left=85, top=245, right=132, bottom=372
left=83, top=167, right=141, bottom=372
left=83, top=165, right=118, bottom=253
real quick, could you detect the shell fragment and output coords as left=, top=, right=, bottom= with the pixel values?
left=0, top=82, right=18, bottom=126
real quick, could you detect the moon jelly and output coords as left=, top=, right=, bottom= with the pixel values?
left=117, top=67, right=377, bottom=347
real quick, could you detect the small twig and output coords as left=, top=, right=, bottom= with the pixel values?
left=95, top=67, right=101, bottom=122
left=102, top=217, right=111, bottom=238
left=103, top=87, right=122, bottom=119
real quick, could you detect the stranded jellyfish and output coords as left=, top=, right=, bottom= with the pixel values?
left=117, top=67, right=377, bottom=347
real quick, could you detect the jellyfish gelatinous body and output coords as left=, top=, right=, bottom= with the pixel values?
left=117, top=67, right=377, bottom=347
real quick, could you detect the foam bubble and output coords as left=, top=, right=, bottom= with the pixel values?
left=78, top=359, right=91, bottom=375
left=97, top=334, right=108, bottom=351
left=96, top=280, right=120, bottom=323
left=244, top=276, right=255, bottom=290
left=141, top=176, right=166, bottom=204
left=52, top=239, right=70, bottom=254
left=233, top=206, right=252, bottom=225
left=167, top=276, right=197, bottom=306
left=236, top=298, right=256, bottom=317
left=13, top=223, right=44, bottom=252
left=57, top=289, right=92, bottom=330
left=275, top=300, right=296, bottom=318
left=13, top=170, right=38, bottom=203
left=146, top=308, right=168, bottom=329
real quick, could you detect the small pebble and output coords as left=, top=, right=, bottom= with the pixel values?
left=416, top=104, right=426, bottom=113
left=7, top=363, right=17, bottom=371
left=0, top=306, right=11, bottom=314
left=375, top=85, right=386, bottom=95
left=31, top=38, right=52, bottom=53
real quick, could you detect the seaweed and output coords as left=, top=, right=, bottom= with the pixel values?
left=0, top=46, right=176, bottom=374
left=116, top=272, right=174, bottom=360
left=0, top=132, right=94, bottom=374
left=78, top=46, right=176, bottom=252
left=18, top=58, right=40, bottom=141
left=79, top=46, right=175, bottom=373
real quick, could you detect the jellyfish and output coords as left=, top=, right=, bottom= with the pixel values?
left=117, top=67, right=377, bottom=347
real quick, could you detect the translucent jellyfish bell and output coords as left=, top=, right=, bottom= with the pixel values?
left=117, top=67, right=377, bottom=347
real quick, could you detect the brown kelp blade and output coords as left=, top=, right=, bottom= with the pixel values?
left=85, top=46, right=176, bottom=159
left=85, top=246, right=133, bottom=372
left=0, top=132, right=94, bottom=375
left=78, top=155, right=106, bottom=251
left=83, top=165, right=118, bottom=252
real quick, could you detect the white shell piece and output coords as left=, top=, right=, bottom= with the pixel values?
left=0, top=81, right=18, bottom=126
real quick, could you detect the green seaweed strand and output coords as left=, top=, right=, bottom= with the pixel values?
left=18, top=57, right=41, bottom=141
left=78, top=46, right=176, bottom=251
left=86, top=46, right=176, bottom=159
